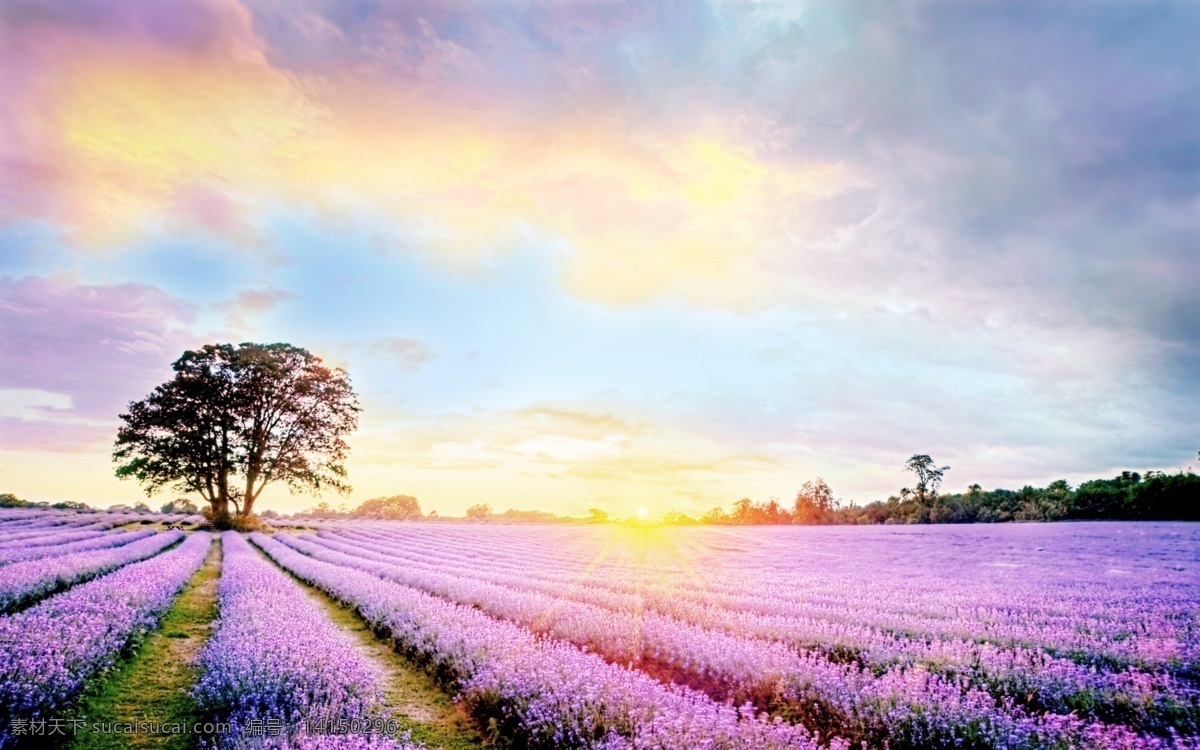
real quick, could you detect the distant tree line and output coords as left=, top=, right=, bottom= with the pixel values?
left=461, top=503, right=564, bottom=523
left=0, top=493, right=203, bottom=515
left=693, top=460, right=1200, bottom=525
left=299, top=496, right=572, bottom=523
left=0, top=493, right=92, bottom=511
left=10, top=455, right=1198, bottom=525
left=300, top=494, right=423, bottom=520
left=846, top=470, right=1200, bottom=525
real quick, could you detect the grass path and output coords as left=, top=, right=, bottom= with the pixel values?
left=266, top=545, right=487, bottom=750
left=66, top=536, right=221, bottom=750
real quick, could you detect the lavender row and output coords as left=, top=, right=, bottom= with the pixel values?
left=280, top=533, right=1186, bottom=748
left=249, top=532, right=835, bottom=750
left=348, top=523, right=1196, bottom=637
left=192, top=532, right=410, bottom=750
left=312, top=528, right=1196, bottom=730
left=0, top=517, right=75, bottom=533
left=0, top=530, right=184, bottom=613
left=0, top=522, right=111, bottom=546
left=0, top=526, right=113, bottom=552
left=0, top=510, right=51, bottom=523
left=0, top=528, right=158, bottom=566
left=343, top=524, right=1198, bottom=673
left=0, top=532, right=212, bottom=745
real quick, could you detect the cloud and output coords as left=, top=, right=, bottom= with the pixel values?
left=0, top=388, right=72, bottom=420
left=0, top=0, right=856, bottom=310
left=0, top=0, right=318, bottom=248
left=0, top=275, right=200, bottom=450
left=368, top=336, right=432, bottom=371
left=0, top=417, right=112, bottom=452
left=4, top=0, right=1191, bottom=353
left=218, top=285, right=296, bottom=330
left=1, top=0, right=1197, bottom=500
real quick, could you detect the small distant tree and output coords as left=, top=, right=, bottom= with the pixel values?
left=0, top=493, right=30, bottom=508
left=660, top=509, right=698, bottom=524
left=161, top=498, right=200, bottom=514
left=731, top=498, right=757, bottom=524
left=466, top=503, right=493, bottom=520
left=700, top=506, right=731, bottom=524
left=352, top=495, right=422, bottom=520
left=728, top=497, right=791, bottom=524
left=303, top=501, right=343, bottom=518
left=764, top=498, right=791, bottom=524
left=499, top=508, right=560, bottom=523
left=51, top=500, right=91, bottom=511
left=904, top=454, right=950, bottom=506
left=793, top=478, right=836, bottom=524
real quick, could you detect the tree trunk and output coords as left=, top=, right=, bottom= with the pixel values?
left=243, top=471, right=257, bottom=517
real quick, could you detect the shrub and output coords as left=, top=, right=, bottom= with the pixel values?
left=201, top=507, right=231, bottom=530
left=228, top=513, right=264, bottom=533
left=201, top=508, right=266, bottom=532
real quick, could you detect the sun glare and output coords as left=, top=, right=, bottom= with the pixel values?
left=636, top=506, right=649, bottom=519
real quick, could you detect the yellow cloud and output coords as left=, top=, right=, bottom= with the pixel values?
left=25, top=32, right=854, bottom=308
left=681, top=138, right=767, bottom=206
left=52, top=47, right=320, bottom=248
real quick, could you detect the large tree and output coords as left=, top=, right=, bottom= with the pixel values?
left=114, top=343, right=359, bottom=518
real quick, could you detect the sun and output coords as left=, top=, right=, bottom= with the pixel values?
left=636, top=507, right=649, bottom=519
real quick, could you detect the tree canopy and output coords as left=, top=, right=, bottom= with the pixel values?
left=113, top=342, right=359, bottom=518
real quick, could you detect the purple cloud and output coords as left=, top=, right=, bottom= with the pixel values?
left=0, top=275, right=200, bottom=450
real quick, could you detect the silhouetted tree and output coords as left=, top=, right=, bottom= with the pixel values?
left=114, top=343, right=359, bottom=520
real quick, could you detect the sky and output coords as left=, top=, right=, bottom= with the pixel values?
left=0, top=0, right=1197, bottom=516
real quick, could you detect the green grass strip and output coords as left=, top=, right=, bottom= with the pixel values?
left=260, top=541, right=486, bottom=750
left=66, top=536, right=221, bottom=750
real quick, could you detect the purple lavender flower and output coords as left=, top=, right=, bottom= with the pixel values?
left=0, top=530, right=185, bottom=613
left=0, top=532, right=212, bottom=746
left=193, top=532, right=413, bottom=750
left=0, top=528, right=159, bottom=566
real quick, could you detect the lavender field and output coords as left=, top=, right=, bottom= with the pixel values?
left=1, top=509, right=1197, bottom=749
